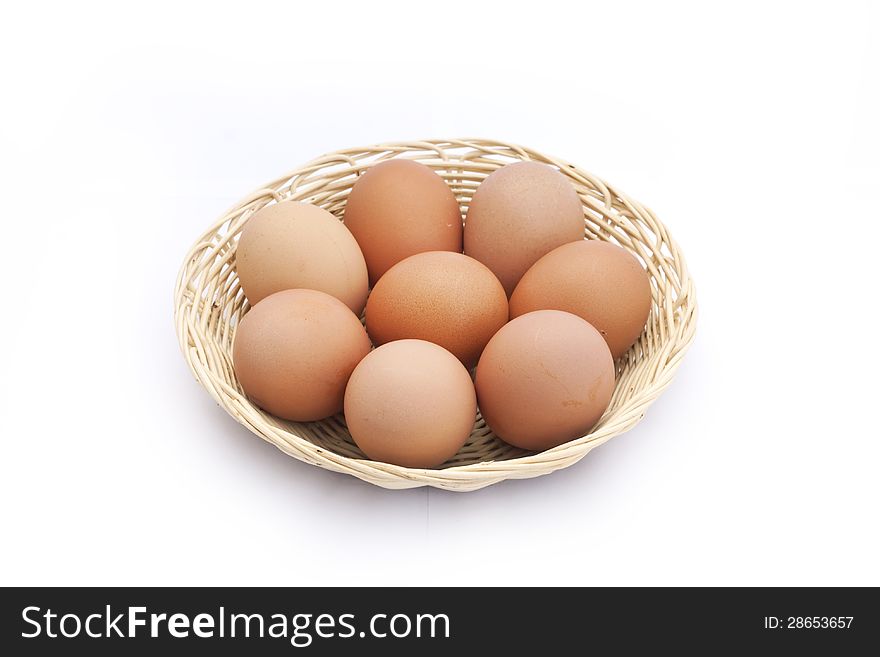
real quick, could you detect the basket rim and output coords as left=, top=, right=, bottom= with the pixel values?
left=173, top=137, right=697, bottom=490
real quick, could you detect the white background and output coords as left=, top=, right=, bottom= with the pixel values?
left=1, top=0, right=878, bottom=586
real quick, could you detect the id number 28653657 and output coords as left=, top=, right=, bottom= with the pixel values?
left=764, top=616, right=853, bottom=630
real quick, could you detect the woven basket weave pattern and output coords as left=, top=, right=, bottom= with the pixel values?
left=173, top=139, right=697, bottom=491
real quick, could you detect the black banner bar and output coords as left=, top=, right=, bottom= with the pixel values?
left=1, top=587, right=876, bottom=654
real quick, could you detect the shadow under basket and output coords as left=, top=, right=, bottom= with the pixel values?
left=173, top=138, right=697, bottom=491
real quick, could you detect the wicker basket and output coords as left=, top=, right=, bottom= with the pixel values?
left=173, top=139, right=697, bottom=491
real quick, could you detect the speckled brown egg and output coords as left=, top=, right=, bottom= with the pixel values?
left=475, top=310, right=614, bottom=451
left=510, top=240, right=652, bottom=360
left=365, top=251, right=508, bottom=369
left=235, top=200, right=369, bottom=314
left=343, top=159, right=463, bottom=285
left=232, top=289, right=371, bottom=422
left=464, top=161, right=584, bottom=296
left=344, top=340, right=477, bottom=468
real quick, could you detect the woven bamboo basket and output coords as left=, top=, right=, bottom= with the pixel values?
left=174, top=138, right=697, bottom=491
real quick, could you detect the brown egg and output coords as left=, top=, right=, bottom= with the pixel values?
left=475, top=310, right=614, bottom=451
left=510, top=240, right=652, bottom=360
left=464, top=161, right=584, bottom=296
left=344, top=340, right=477, bottom=468
left=343, top=159, right=463, bottom=285
left=233, top=289, right=371, bottom=421
left=235, top=200, right=369, bottom=314
left=365, top=251, right=508, bottom=369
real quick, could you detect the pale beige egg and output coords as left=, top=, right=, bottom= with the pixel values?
left=235, top=200, right=369, bottom=314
